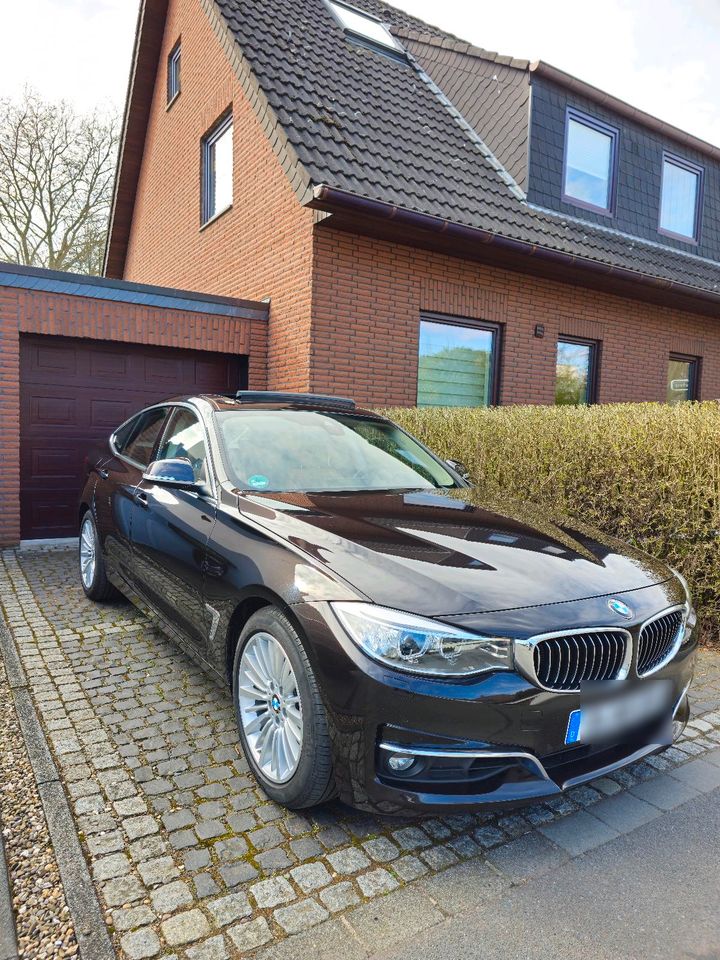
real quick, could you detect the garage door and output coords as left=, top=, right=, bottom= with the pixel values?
left=20, top=335, right=246, bottom=540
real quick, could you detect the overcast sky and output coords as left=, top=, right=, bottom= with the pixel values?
left=1, top=0, right=718, bottom=146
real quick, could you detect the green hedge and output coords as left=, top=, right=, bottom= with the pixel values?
left=384, top=402, right=720, bottom=645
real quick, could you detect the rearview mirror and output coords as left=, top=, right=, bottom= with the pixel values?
left=144, top=458, right=201, bottom=491
left=446, top=458, right=472, bottom=483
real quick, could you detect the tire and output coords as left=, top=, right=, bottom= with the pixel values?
left=79, top=510, right=120, bottom=602
left=233, top=607, right=337, bottom=809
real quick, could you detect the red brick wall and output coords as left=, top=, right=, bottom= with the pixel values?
left=123, top=0, right=315, bottom=391
left=310, top=228, right=720, bottom=406
left=0, top=288, right=20, bottom=546
left=0, top=286, right=266, bottom=546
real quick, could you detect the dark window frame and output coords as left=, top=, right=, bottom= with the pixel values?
left=562, top=107, right=619, bottom=217
left=417, top=311, right=503, bottom=408
left=658, top=152, right=704, bottom=244
left=167, top=39, right=181, bottom=107
left=201, top=110, right=233, bottom=227
left=555, top=335, right=600, bottom=405
left=668, top=352, right=701, bottom=402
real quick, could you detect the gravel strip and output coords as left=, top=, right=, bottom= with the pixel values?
left=0, top=661, right=78, bottom=960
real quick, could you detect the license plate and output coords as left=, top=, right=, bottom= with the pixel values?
left=565, top=680, right=671, bottom=745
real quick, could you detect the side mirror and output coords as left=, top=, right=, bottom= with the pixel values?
left=144, top=458, right=201, bottom=491
left=446, top=458, right=472, bottom=483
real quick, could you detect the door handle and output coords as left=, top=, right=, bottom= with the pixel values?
left=134, top=491, right=149, bottom=506
left=98, top=468, right=109, bottom=480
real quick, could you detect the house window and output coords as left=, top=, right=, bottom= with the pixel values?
left=659, top=155, right=703, bottom=241
left=167, top=41, right=181, bottom=105
left=667, top=354, right=699, bottom=404
left=555, top=337, right=598, bottom=405
left=201, top=113, right=233, bottom=225
left=563, top=109, right=618, bottom=214
left=327, top=0, right=404, bottom=54
left=417, top=315, right=500, bottom=408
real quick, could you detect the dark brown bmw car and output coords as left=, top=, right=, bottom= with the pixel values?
left=78, top=391, right=696, bottom=814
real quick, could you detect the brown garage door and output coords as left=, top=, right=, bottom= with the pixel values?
left=20, top=335, right=246, bottom=540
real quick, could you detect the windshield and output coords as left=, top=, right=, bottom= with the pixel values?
left=215, top=410, right=456, bottom=493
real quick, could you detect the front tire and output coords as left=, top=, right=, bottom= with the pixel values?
left=233, top=607, right=337, bottom=809
left=79, top=511, right=120, bottom=602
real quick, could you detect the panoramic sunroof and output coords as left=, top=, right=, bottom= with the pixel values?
left=327, top=1, right=405, bottom=54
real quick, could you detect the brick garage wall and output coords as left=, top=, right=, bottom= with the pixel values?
left=0, top=285, right=266, bottom=546
left=122, top=0, right=315, bottom=391
left=310, top=227, right=720, bottom=406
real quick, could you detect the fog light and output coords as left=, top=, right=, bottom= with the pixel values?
left=387, top=754, right=415, bottom=773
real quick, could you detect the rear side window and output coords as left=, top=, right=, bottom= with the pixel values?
left=116, top=408, right=169, bottom=466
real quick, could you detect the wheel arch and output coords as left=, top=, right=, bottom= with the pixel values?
left=224, top=587, right=308, bottom=686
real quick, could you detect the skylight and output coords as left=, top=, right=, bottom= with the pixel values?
left=328, top=1, right=403, bottom=53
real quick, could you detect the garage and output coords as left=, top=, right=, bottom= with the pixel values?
left=0, top=262, right=268, bottom=546
left=19, top=335, right=246, bottom=539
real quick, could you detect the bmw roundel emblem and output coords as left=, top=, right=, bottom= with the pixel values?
left=608, top=598, right=633, bottom=619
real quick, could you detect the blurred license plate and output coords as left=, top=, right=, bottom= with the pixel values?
left=565, top=681, right=671, bottom=745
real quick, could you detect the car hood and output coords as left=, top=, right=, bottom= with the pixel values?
left=237, top=487, right=672, bottom=617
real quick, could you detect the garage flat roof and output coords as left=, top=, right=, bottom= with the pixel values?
left=0, top=262, right=268, bottom=321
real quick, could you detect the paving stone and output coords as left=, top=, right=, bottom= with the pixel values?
left=120, top=929, right=161, bottom=959
left=327, top=847, right=370, bottom=875
left=668, top=757, right=720, bottom=792
left=88, top=831, right=125, bottom=856
left=539, top=809, right=620, bottom=855
left=129, top=835, right=167, bottom=862
left=362, top=837, right=399, bottom=863
left=186, top=935, right=230, bottom=960
left=274, top=898, right=329, bottom=934
left=183, top=848, right=211, bottom=872
left=630, top=773, right=701, bottom=810
left=319, top=881, right=360, bottom=913
left=115, top=797, right=148, bottom=817
left=194, top=873, right=220, bottom=898
left=393, top=854, right=429, bottom=881
left=473, top=825, right=506, bottom=848
left=196, top=819, right=226, bottom=841
left=256, top=847, right=293, bottom=872
left=392, top=826, right=431, bottom=851
left=197, top=801, right=225, bottom=820
left=151, top=880, right=193, bottom=913
left=169, top=829, right=197, bottom=850
left=207, top=892, right=252, bottom=926
left=161, top=909, right=211, bottom=947
left=112, top=905, right=155, bottom=932
left=447, top=835, right=480, bottom=859
left=248, top=825, right=284, bottom=850
left=214, top=837, right=249, bottom=862
left=420, top=844, right=459, bottom=871
left=290, top=837, right=323, bottom=861
left=93, top=853, right=130, bottom=881
left=163, top=809, right=195, bottom=831
left=591, top=792, right=662, bottom=833
left=487, top=833, right=567, bottom=882
left=291, top=861, right=332, bottom=893
left=357, top=867, right=399, bottom=898
left=219, top=863, right=259, bottom=888
left=102, top=874, right=146, bottom=907
left=124, top=815, right=159, bottom=840
left=316, top=826, right=349, bottom=849
left=250, top=876, right=296, bottom=908
left=227, top=917, right=272, bottom=952
left=138, top=856, right=179, bottom=886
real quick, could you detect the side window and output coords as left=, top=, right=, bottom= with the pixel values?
left=157, top=409, right=208, bottom=482
left=122, top=408, right=169, bottom=467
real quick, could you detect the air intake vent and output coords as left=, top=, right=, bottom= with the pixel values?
left=531, top=630, right=630, bottom=691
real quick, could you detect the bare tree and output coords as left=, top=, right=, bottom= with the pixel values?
left=0, top=89, right=119, bottom=275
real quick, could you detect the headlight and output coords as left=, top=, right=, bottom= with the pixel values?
left=671, top=569, right=696, bottom=644
left=331, top=602, right=514, bottom=676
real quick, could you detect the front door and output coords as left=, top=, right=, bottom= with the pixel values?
left=130, top=407, right=216, bottom=644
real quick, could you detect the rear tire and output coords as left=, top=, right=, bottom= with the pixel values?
left=233, top=607, right=337, bottom=809
left=79, top=511, right=120, bottom=602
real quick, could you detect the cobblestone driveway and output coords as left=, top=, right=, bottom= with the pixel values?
left=2, top=545, right=720, bottom=960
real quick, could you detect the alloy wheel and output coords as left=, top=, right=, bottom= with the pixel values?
left=79, top=515, right=97, bottom=589
left=237, top=631, right=304, bottom=783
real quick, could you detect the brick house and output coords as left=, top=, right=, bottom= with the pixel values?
left=4, top=0, right=720, bottom=545
left=105, top=0, right=720, bottom=411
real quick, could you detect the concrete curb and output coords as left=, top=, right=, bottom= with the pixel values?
left=0, top=616, right=116, bottom=960
left=0, top=822, right=19, bottom=960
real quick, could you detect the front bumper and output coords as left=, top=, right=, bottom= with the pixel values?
left=293, top=582, right=697, bottom=815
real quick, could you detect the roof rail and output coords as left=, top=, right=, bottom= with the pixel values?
left=234, top=391, right=356, bottom=410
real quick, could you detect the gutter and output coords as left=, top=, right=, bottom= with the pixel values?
left=310, top=184, right=720, bottom=309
